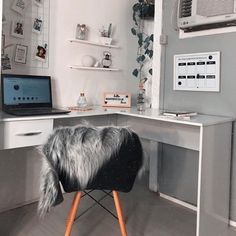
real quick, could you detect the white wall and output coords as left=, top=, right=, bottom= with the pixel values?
left=50, top=0, right=139, bottom=108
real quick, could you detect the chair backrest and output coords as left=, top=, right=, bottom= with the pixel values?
left=38, top=125, right=143, bottom=216
left=64, top=131, right=143, bottom=192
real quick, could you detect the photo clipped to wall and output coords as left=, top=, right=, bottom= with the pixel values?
left=32, top=18, right=43, bottom=34
left=11, top=20, right=24, bottom=38
left=35, top=44, right=47, bottom=62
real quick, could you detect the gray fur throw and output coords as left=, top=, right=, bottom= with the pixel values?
left=38, top=125, right=143, bottom=217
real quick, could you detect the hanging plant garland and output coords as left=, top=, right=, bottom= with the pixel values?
left=131, top=0, right=154, bottom=83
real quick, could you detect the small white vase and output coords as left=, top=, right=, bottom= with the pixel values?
left=81, top=55, right=95, bottom=67
left=99, top=37, right=112, bottom=45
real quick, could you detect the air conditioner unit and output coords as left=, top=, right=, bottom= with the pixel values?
left=178, top=0, right=236, bottom=32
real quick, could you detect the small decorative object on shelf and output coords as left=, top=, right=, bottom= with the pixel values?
left=82, top=55, right=96, bottom=67
left=101, top=51, right=112, bottom=68
left=77, top=93, right=88, bottom=108
left=103, top=92, right=131, bottom=108
left=99, top=23, right=113, bottom=45
left=137, top=80, right=146, bottom=111
left=76, top=24, right=88, bottom=40
left=99, top=37, right=112, bottom=46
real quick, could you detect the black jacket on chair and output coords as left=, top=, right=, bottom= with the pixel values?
left=38, top=125, right=143, bottom=217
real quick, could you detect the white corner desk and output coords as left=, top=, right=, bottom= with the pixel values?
left=0, top=107, right=234, bottom=236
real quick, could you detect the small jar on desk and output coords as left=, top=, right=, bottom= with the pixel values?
left=77, top=93, right=87, bottom=108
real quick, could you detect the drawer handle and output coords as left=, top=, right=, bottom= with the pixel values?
left=16, top=132, right=43, bottom=136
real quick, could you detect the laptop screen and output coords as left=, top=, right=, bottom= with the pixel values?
left=1, top=74, right=52, bottom=109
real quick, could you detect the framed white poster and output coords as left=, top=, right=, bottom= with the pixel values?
left=14, top=44, right=28, bottom=64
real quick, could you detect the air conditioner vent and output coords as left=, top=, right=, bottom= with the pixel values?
left=180, top=0, right=192, bottom=18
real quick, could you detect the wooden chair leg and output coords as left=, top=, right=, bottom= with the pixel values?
left=64, top=192, right=82, bottom=236
left=113, top=191, right=128, bottom=236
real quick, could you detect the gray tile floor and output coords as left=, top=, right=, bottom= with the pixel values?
left=0, top=178, right=236, bottom=236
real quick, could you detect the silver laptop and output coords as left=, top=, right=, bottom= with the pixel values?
left=1, top=74, right=71, bottom=116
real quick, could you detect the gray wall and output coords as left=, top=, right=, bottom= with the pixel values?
left=159, top=0, right=236, bottom=221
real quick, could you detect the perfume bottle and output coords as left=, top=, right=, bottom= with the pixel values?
left=102, top=51, right=112, bottom=68
left=77, top=93, right=87, bottom=108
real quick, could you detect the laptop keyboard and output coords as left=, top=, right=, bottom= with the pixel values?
left=6, top=108, right=70, bottom=116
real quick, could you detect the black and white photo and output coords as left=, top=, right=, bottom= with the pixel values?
left=11, top=0, right=28, bottom=15
left=11, top=20, right=24, bottom=38
left=32, top=18, right=43, bottom=34
left=35, top=44, right=47, bottom=62
left=14, top=44, right=28, bottom=64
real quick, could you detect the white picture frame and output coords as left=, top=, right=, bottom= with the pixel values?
left=11, top=20, right=24, bottom=39
left=34, top=0, right=43, bottom=7
left=14, top=44, right=28, bottom=64
left=32, top=18, right=43, bottom=34
left=11, top=0, right=28, bottom=15
left=35, top=44, right=47, bottom=62
left=103, top=93, right=131, bottom=108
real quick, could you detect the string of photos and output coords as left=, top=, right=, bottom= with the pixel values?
left=1, top=0, right=50, bottom=71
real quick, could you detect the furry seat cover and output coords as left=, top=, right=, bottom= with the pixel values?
left=38, top=125, right=143, bottom=216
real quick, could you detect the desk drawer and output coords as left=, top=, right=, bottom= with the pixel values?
left=0, top=119, right=53, bottom=150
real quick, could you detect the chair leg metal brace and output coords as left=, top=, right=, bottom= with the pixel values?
left=64, top=192, right=82, bottom=236
left=113, top=191, right=128, bottom=236
left=64, top=191, right=127, bottom=236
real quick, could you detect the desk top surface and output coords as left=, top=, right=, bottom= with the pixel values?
left=0, top=107, right=234, bottom=127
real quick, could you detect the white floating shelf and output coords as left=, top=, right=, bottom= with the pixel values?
left=69, top=65, right=120, bottom=71
left=68, top=39, right=119, bottom=49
